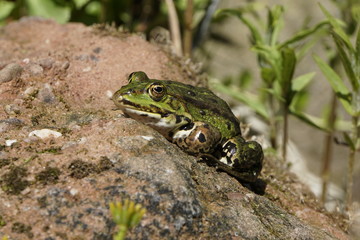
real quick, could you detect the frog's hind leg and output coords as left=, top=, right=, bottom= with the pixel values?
left=219, top=136, right=263, bottom=182
left=172, top=122, right=221, bottom=155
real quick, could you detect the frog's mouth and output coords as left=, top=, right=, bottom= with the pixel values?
left=114, top=95, right=192, bottom=134
left=116, top=98, right=166, bottom=116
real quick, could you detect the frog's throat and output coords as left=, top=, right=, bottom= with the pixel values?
left=123, top=108, right=191, bottom=130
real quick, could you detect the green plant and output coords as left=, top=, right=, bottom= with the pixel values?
left=314, top=4, right=360, bottom=210
left=214, top=5, right=328, bottom=161
left=109, top=199, right=146, bottom=240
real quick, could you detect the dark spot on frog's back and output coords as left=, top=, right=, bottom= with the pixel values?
left=199, top=110, right=205, bottom=115
left=226, top=122, right=232, bottom=130
left=179, top=122, right=194, bottom=130
left=175, top=115, right=182, bottom=124
left=198, top=133, right=206, bottom=143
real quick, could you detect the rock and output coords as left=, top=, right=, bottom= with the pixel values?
left=28, top=129, right=62, bottom=139
left=37, top=83, right=56, bottom=103
left=28, top=64, right=43, bottom=76
left=0, top=118, right=24, bottom=133
left=5, top=139, right=17, bottom=146
left=0, top=63, right=23, bottom=83
left=4, top=104, right=20, bottom=115
left=0, top=19, right=349, bottom=240
left=38, top=58, right=55, bottom=69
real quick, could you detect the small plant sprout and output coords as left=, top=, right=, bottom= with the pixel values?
left=109, top=199, right=147, bottom=240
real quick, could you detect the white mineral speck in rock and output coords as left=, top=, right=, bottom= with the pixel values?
left=82, top=66, right=91, bottom=72
left=141, top=136, right=154, bottom=141
left=106, top=90, right=113, bottom=99
left=29, top=129, right=62, bottom=139
left=5, top=139, right=17, bottom=146
left=70, top=188, right=79, bottom=196
left=24, top=86, right=37, bottom=96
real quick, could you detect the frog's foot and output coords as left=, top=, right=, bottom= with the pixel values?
left=219, top=137, right=263, bottom=182
left=172, top=121, right=221, bottom=155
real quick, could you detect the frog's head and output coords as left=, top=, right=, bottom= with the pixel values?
left=112, top=71, right=190, bottom=127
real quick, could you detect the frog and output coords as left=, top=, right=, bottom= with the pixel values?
left=112, top=71, right=263, bottom=182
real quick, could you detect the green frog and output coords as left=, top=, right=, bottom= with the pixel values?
left=112, top=71, right=263, bottom=182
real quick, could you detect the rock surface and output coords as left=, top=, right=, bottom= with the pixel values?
left=0, top=18, right=349, bottom=239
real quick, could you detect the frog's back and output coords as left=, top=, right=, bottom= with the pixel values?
left=161, top=80, right=241, bottom=138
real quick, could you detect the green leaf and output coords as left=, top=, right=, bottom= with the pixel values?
left=252, top=45, right=282, bottom=79
left=319, top=3, right=353, bottom=51
left=332, top=32, right=359, bottom=91
left=260, top=67, right=276, bottom=85
left=281, top=48, right=296, bottom=88
left=0, top=1, right=15, bottom=21
left=280, top=21, right=329, bottom=49
left=290, top=110, right=329, bottom=131
left=268, top=5, right=284, bottom=46
left=289, top=90, right=309, bottom=112
left=292, top=72, right=315, bottom=91
left=356, top=27, right=360, bottom=71
left=343, top=132, right=356, bottom=150
left=313, top=54, right=354, bottom=115
left=26, top=0, right=70, bottom=24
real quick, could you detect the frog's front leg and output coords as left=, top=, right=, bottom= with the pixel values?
left=219, top=136, right=263, bottom=182
left=172, top=121, right=221, bottom=155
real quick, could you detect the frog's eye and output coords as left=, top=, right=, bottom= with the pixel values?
left=149, top=84, right=166, bottom=100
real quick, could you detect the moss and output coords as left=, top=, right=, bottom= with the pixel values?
left=37, top=196, right=48, bottom=208
left=37, top=147, right=62, bottom=154
left=11, top=222, right=33, bottom=238
left=1, top=166, right=29, bottom=195
left=30, top=113, right=44, bottom=126
left=68, top=159, right=97, bottom=179
left=35, top=167, right=61, bottom=185
left=0, top=215, right=6, bottom=227
left=97, top=156, right=114, bottom=172
left=0, top=159, right=11, bottom=168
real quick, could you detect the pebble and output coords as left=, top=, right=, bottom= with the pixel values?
left=82, top=66, right=91, bottom=72
left=4, top=104, right=20, bottom=115
left=61, top=61, right=70, bottom=70
left=0, top=63, right=23, bottom=83
left=38, top=83, right=56, bottom=103
left=28, top=129, right=62, bottom=139
left=38, top=58, right=55, bottom=69
left=106, top=90, right=113, bottom=99
left=28, top=64, right=44, bottom=76
left=24, top=86, right=38, bottom=97
left=5, top=139, right=17, bottom=147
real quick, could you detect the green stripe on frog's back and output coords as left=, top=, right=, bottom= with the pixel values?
left=161, top=80, right=241, bottom=138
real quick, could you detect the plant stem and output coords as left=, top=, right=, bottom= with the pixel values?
left=282, top=105, right=288, bottom=161
left=165, top=0, right=183, bottom=56
left=183, top=0, right=193, bottom=57
left=321, top=93, right=337, bottom=203
left=346, top=115, right=359, bottom=210
left=268, top=93, right=278, bottom=149
left=346, top=144, right=355, bottom=211
left=114, top=225, right=128, bottom=240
